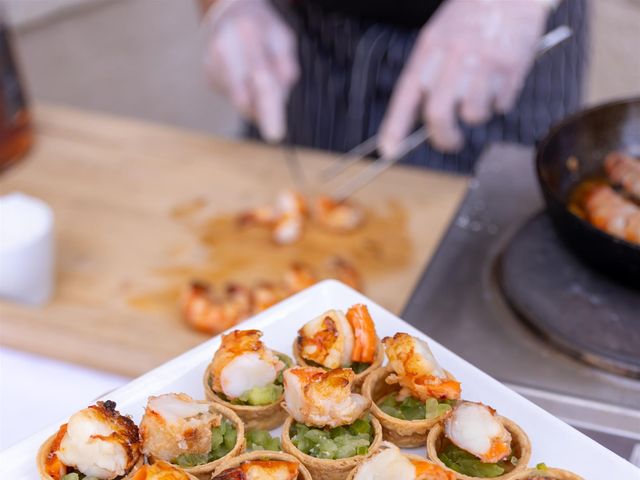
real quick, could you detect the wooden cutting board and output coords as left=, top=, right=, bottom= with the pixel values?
left=0, top=105, right=468, bottom=376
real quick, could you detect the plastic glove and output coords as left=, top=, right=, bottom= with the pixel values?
left=379, top=0, right=553, bottom=155
left=204, top=0, right=299, bottom=142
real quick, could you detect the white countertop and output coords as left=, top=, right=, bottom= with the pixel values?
left=0, top=347, right=129, bottom=450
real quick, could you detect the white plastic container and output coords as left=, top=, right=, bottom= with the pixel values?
left=0, top=192, right=54, bottom=305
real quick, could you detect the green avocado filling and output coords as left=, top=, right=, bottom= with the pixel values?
left=536, top=462, right=548, bottom=470
left=245, top=429, right=282, bottom=452
left=378, top=394, right=454, bottom=421
left=291, top=417, right=373, bottom=460
left=216, top=353, right=292, bottom=406
left=173, top=418, right=237, bottom=468
left=439, top=443, right=518, bottom=478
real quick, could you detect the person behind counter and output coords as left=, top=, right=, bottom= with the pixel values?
left=199, top=0, right=587, bottom=173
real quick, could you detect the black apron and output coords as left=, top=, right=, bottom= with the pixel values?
left=252, top=0, right=588, bottom=174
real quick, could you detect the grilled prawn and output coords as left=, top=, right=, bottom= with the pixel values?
left=129, top=461, right=192, bottom=480
left=383, top=333, right=461, bottom=401
left=139, top=393, right=221, bottom=462
left=239, top=190, right=307, bottom=245
left=182, top=282, right=252, bottom=335
left=210, top=329, right=286, bottom=400
left=283, top=367, right=370, bottom=428
left=444, top=401, right=512, bottom=464
left=604, top=151, right=640, bottom=201
left=45, top=401, right=141, bottom=480
left=584, top=185, right=640, bottom=244
left=313, top=196, right=365, bottom=233
left=212, top=460, right=299, bottom=480
left=297, top=304, right=378, bottom=369
left=352, top=443, right=454, bottom=480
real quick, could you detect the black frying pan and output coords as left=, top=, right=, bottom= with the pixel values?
left=535, top=97, right=640, bottom=287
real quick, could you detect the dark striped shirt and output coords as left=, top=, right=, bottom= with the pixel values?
left=256, top=0, right=588, bottom=173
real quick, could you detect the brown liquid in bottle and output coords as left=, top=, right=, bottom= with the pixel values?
left=0, top=11, right=33, bottom=171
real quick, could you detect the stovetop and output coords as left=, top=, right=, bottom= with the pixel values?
left=402, top=144, right=640, bottom=464
left=501, top=213, right=640, bottom=377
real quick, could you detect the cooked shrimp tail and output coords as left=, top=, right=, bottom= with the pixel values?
left=346, top=304, right=378, bottom=364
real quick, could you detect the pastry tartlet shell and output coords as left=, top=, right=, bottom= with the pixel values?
left=210, top=450, right=313, bottom=479
left=509, top=467, right=583, bottom=480
left=147, top=401, right=245, bottom=480
left=281, top=415, right=383, bottom=480
left=363, top=365, right=459, bottom=448
left=346, top=450, right=438, bottom=480
left=203, top=350, right=291, bottom=431
left=426, top=416, right=531, bottom=480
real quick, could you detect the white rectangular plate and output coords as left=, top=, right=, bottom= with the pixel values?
left=2, top=280, right=637, bottom=477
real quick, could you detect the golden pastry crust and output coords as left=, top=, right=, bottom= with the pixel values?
left=426, top=417, right=531, bottom=480
left=346, top=451, right=449, bottom=480
left=146, top=402, right=245, bottom=480
left=280, top=415, right=384, bottom=480
left=509, top=468, right=584, bottom=480
left=292, top=340, right=384, bottom=391
left=210, top=451, right=313, bottom=479
left=363, top=366, right=458, bottom=448
left=203, top=350, right=290, bottom=431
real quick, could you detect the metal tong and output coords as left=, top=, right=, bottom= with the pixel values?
left=285, top=25, right=573, bottom=201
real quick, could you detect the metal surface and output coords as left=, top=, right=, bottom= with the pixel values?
left=332, top=128, right=428, bottom=201
left=500, top=213, right=640, bottom=377
left=403, top=144, right=640, bottom=460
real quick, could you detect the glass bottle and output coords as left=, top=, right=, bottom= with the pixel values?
left=0, top=6, right=33, bottom=171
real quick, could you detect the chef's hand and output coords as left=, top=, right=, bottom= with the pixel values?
left=203, top=0, right=299, bottom=143
left=379, top=0, right=554, bottom=155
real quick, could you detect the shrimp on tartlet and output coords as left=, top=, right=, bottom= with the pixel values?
left=294, top=304, right=383, bottom=387
left=349, top=442, right=454, bottom=480
left=211, top=452, right=312, bottom=480
left=129, top=461, right=195, bottom=480
left=427, top=401, right=531, bottom=480
left=212, top=459, right=299, bottom=480
left=280, top=366, right=383, bottom=480
left=204, top=329, right=292, bottom=430
left=362, top=333, right=461, bottom=448
left=283, top=367, right=370, bottom=428
left=140, top=393, right=243, bottom=473
left=39, top=400, right=141, bottom=480
left=383, top=333, right=461, bottom=402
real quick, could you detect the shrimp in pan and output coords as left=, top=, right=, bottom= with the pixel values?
left=210, top=329, right=286, bottom=400
left=139, top=393, right=221, bottom=462
left=213, top=460, right=299, bottom=480
left=584, top=185, right=640, bottom=244
left=604, top=151, right=640, bottom=200
left=48, top=401, right=141, bottom=480
left=445, top=401, right=512, bottom=464
left=297, top=309, right=355, bottom=369
left=283, top=367, right=370, bottom=428
left=383, top=333, right=461, bottom=401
